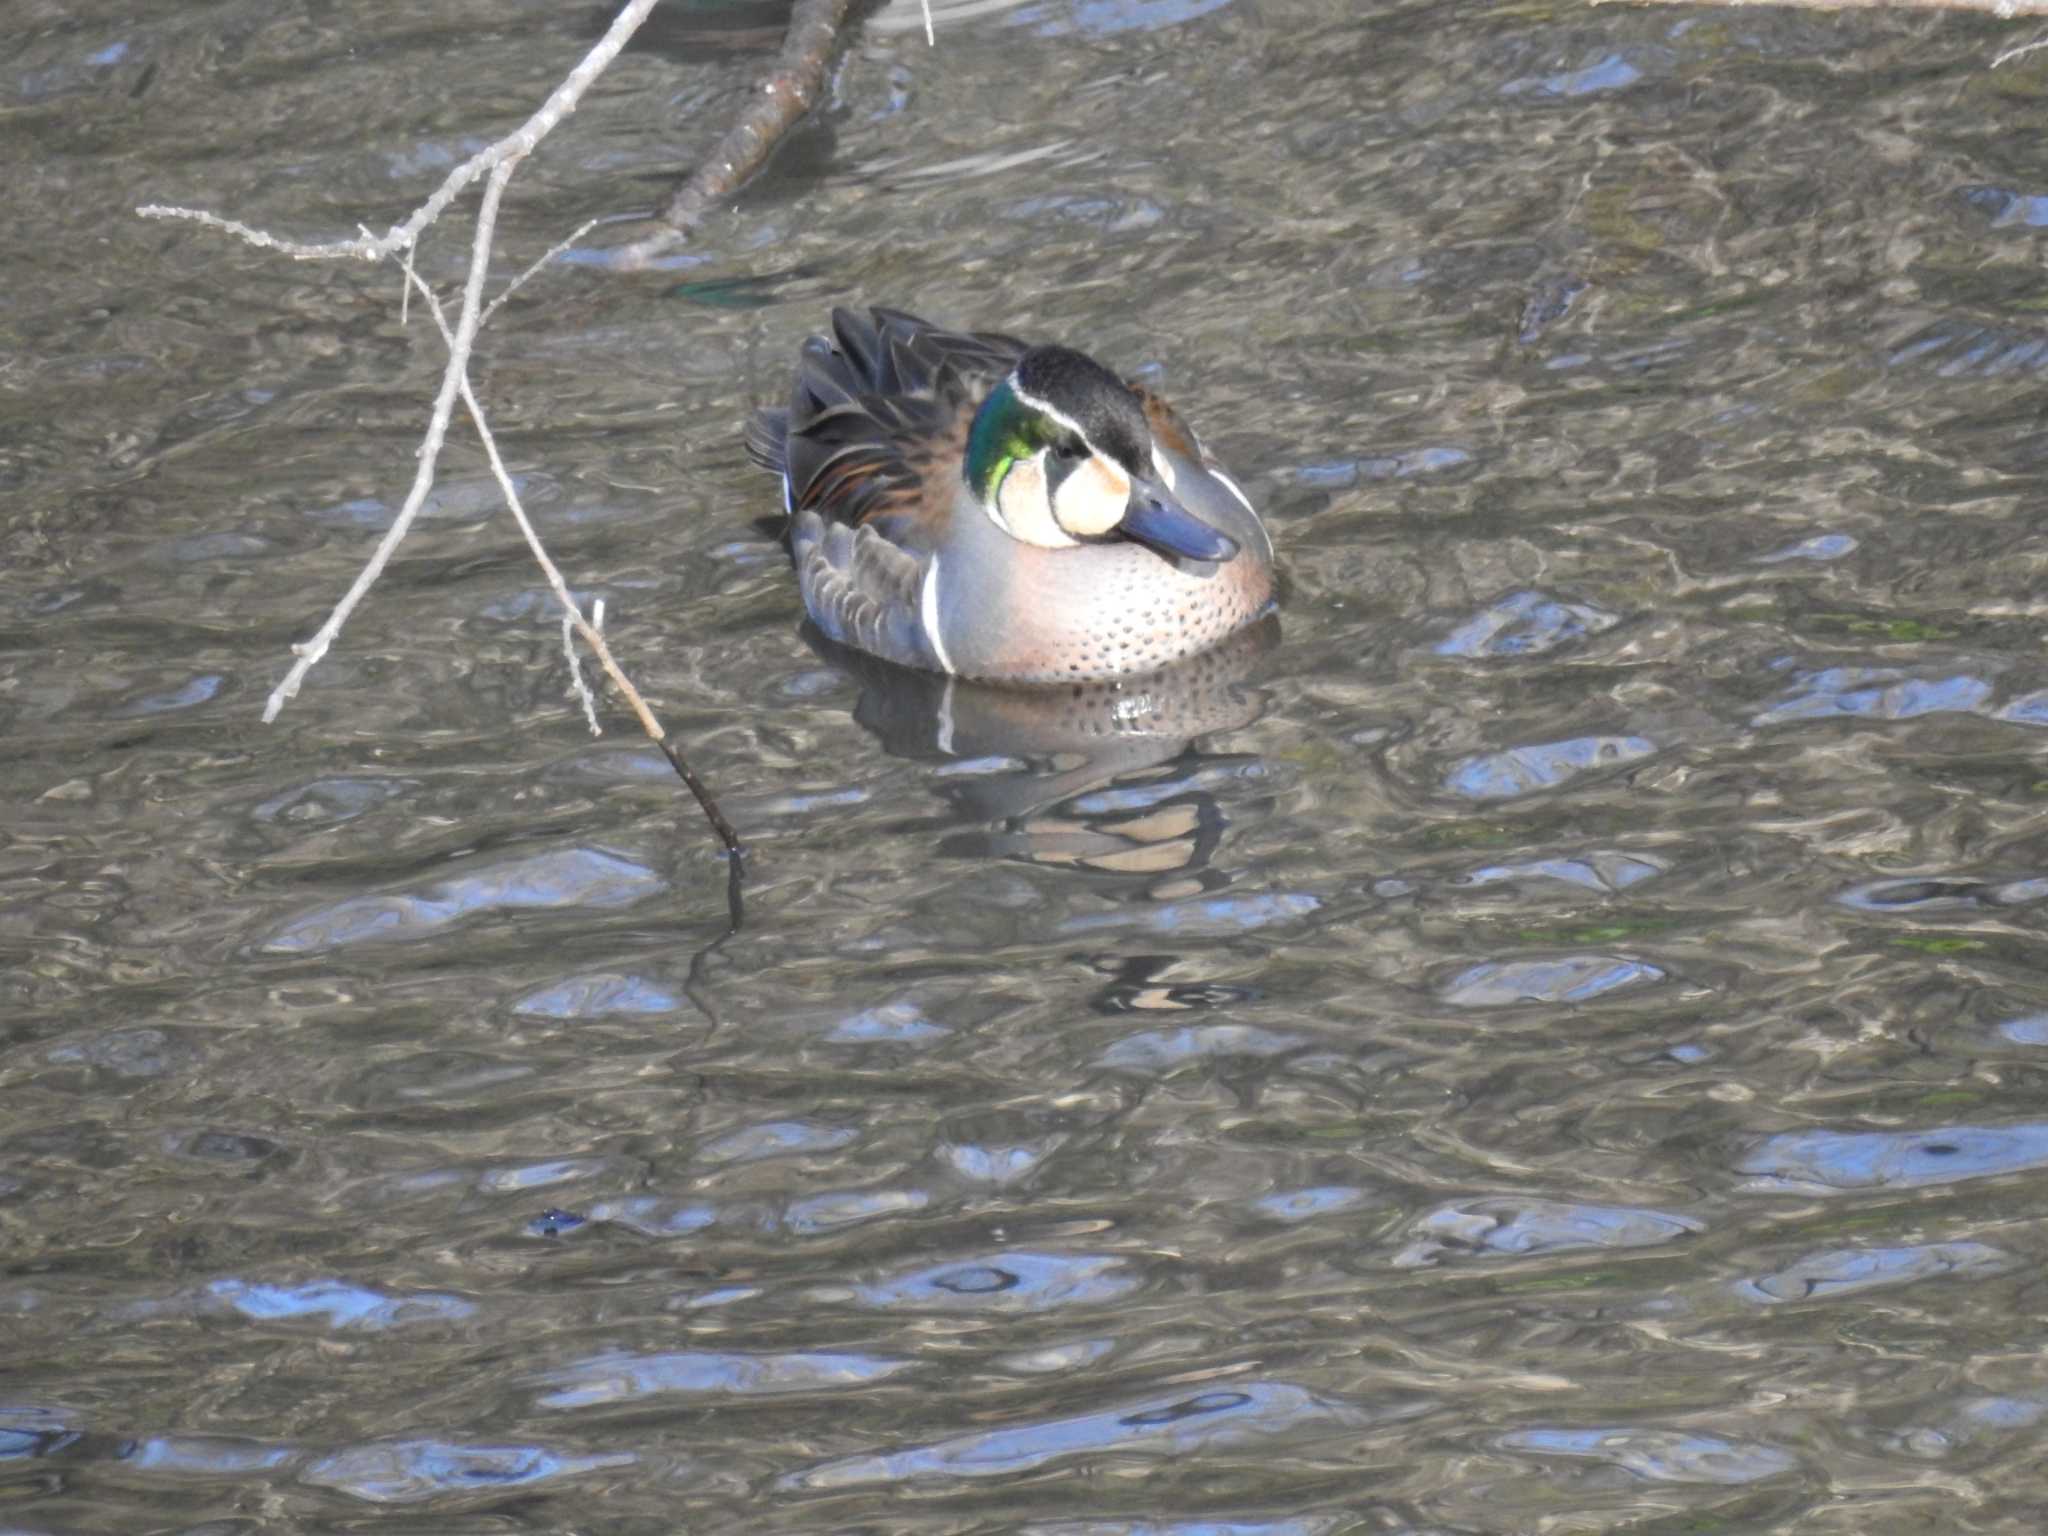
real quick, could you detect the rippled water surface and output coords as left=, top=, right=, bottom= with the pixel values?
left=9, top=0, right=2048, bottom=1529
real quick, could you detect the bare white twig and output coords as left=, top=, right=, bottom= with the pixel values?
left=144, top=0, right=744, bottom=856
left=564, top=599, right=603, bottom=734
left=1994, top=32, right=2048, bottom=63
left=151, top=0, right=657, bottom=721
left=395, top=262, right=682, bottom=763
left=484, top=216, right=603, bottom=326
left=922, top=0, right=936, bottom=46
left=261, top=159, right=519, bottom=721
left=361, top=221, right=422, bottom=324
left=137, top=0, right=661, bottom=261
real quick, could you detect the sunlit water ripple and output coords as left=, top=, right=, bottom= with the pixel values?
left=6, top=0, right=2048, bottom=1530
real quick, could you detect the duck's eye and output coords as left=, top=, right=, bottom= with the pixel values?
left=1050, top=440, right=1087, bottom=465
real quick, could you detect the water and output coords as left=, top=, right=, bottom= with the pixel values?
left=7, top=0, right=2048, bottom=1529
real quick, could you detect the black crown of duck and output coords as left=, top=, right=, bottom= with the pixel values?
left=746, top=307, right=1274, bottom=683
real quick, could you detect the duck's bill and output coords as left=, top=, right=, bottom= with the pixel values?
left=1120, top=483, right=1240, bottom=564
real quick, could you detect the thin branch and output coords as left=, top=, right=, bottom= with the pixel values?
left=565, top=599, right=603, bottom=734
left=484, top=215, right=604, bottom=326
left=1993, top=31, right=2048, bottom=62
left=399, top=237, right=417, bottom=326
left=142, top=0, right=748, bottom=880
left=138, top=0, right=662, bottom=261
left=684, top=864, right=745, bottom=1028
left=395, top=260, right=745, bottom=857
left=260, top=158, right=517, bottom=722
left=604, top=0, right=855, bottom=270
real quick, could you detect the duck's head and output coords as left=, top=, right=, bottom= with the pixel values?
left=963, top=345, right=1240, bottom=564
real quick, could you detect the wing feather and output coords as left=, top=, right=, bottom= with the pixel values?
left=753, top=309, right=1027, bottom=674
left=791, top=507, right=942, bottom=671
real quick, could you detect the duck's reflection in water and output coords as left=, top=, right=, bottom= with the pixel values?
left=810, top=615, right=1279, bottom=894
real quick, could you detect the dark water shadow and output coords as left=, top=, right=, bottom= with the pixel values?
left=812, top=613, right=1279, bottom=890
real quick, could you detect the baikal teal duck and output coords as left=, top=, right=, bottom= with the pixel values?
left=746, top=308, right=1275, bottom=683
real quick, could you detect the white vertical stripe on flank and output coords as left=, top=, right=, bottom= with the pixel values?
left=921, top=555, right=956, bottom=675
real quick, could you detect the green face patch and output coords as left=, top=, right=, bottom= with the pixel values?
left=965, top=380, right=1060, bottom=502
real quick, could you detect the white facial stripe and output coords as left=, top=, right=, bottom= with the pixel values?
left=1209, top=467, right=1255, bottom=515
left=1150, top=446, right=1177, bottom=491
left=921, top=554, right=956, bottom=674
left=1007, top=379, right=1094, bottom=449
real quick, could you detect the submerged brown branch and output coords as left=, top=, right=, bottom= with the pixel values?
left=604, top=0, right=855, bottom=271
